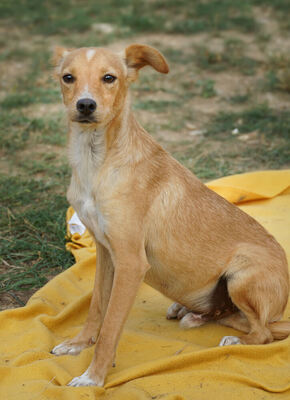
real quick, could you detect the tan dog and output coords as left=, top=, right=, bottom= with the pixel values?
left=51, top=44, right=290, bottom=387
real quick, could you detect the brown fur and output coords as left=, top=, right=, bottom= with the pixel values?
left=50, top=44, right=290, bottom=387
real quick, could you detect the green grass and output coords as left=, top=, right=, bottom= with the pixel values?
left=206, top=104, right=290, bottom=139
left=0, top=47, right=32, bottom=61
left=0, top=176, right=73, bottom=293
left=161, top=48, right=193, bottom=65
left=0, top=0, right=259, bottom=37
left=173, top=141, right=289, bottom=181
left=0, top=112, right=31, bottom=152
left=229, top=94, right=251, bottom=104
left=194, top=40, right=259, bottom=75
left=1, top=88, right=60, bottom=109
left=167, top=0, right=257, bottom=34
left=1, top=0, right=289, bottom=39
left=134, top=99, right=180, bottom=112
left=196, top=79, right=217, bottom=98
left=0, top=112, right=66, bottom=153
left=262, top=53, right=290, bottom=93
left=174, top=150, right=234, bottom=180
left=240, top=144, right=290, bottom=169
left=252, top=0, right=290, bottom=29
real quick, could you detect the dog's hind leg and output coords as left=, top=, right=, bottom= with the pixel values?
left=219, top=244, right=289, bottom=346
left=51, top=243, right=114, bottom=356
left=217, top=313, right=250, bottom=345
left=217, top=312, right=250, bottom=332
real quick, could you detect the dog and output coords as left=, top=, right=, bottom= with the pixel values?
left=51, top=44, right=290, bottom=387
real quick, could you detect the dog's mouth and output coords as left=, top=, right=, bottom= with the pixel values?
left=79, top=119, right=96, bottom=124
left=72, top=117, right=98, bottom=124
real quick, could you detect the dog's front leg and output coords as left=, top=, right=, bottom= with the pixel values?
left=68, top=250, right=149, bottom=387
left=52, top=243, right=114, bottom=356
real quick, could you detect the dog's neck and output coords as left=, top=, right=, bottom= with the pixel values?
left=68, top=124, right=106, bottom=174
left=68, top=94, right=158, bottom=173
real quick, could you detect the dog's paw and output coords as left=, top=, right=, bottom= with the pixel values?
left=166, top=302, right=192, bottom=321
left=166, top=303, right=185, bottom=319
left=180, top=312, right=205, bottom=329
left=51, top=335, right=96, bottom=356
left=68, top=370, right=103, bottom=387
left=219, top=335, right=241, bottom=346
left=177, top=306, right=191, bottom=320
left=51, top=341, right=88, bottom=356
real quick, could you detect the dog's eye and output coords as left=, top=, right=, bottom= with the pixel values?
left=102, top=74, right=116, bottom=84
left=62, top=74, right=75, bottom=84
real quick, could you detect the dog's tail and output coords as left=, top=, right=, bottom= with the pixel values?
left=268, top=321, right=290, bottom=340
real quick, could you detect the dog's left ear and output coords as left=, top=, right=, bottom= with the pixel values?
left=51, top=46, right=73, bottom=77
left=125, top=44, right=169, bottom=82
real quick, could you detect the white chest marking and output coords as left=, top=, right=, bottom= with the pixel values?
left=73, top=189, right=109, bottom=248
left=81, top=197, right=107, bottom=242
left=68, top=127, right=108, bottom=247
left=69, top=126, right=105, bottom=172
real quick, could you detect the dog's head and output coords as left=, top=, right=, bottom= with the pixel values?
left=52, top=44, right=169, bottom=128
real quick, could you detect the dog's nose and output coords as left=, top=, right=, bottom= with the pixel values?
left=76, top=98, right=97, bottom=115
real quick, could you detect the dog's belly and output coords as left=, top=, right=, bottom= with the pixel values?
left=144, top=251, right=217, bottom=313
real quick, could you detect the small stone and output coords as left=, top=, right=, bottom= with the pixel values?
left=189, top=129, right=205, bottom=136
left=185, top=122, right=196, bottom=130
left=91, top=23, right=115, bottom=34
left=238, top=130, right=258, bottom=141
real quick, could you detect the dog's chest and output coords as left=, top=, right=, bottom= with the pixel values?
left=67, top=129, right=109, bottom=247
left=73, top=190, right=108, bottom=248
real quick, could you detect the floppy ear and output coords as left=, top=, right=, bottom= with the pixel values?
left=125, top=44, right=169, bottom=82
left=51, top=46, right=73, bottom=77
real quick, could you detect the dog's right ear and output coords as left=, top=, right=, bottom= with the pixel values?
left=125, top=44, right=169, bottom=82
left=51, top=46, right=72, bottom=78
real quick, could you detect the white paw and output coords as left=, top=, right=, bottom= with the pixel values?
left=177, top=306, right=190, bottom=320
left=166, top=303, right=183, bottom=319
left=219, top=335, right=241, bottom=346
left=68, top=370, right=103, bottom=387
left=180, top=312, right=205, bottom=329
left=51, top=342, right=85, bottom=356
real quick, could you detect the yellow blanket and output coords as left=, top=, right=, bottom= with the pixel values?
left=1, top=170, right=289, bottom=400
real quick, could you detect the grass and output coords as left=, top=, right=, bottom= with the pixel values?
left=252, top=0, right=290, bottom=29
left=174, top=148, right=234, bottom=180
left=173, top=140, right=289, bottom=181
left=0, top=112, right=66, bottom=153
left=0, top=176, right=73, bottom=294
left=161, top=48, right=194, bottom=65
left=1, top=88, right=60, bottom=109
left=194, top=40, right=259, bottom=76
left=262, top=53, right=290, bottom=93
left=166, top=0, right=257, bottom=34
left=196, top=79, right=217, bottom=98
left=241, top=144, right=290, bottom=169
left=229, top=94, right=251, bottom=104
left=0, top=0, right=289, bottom=308
left=0, top=0, right=258, bottom=36
left=134, top=99, right=180, bottom=112
left=1, top=0, right=289, bottom=38
left=206, top=104, right=290, bottom=139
